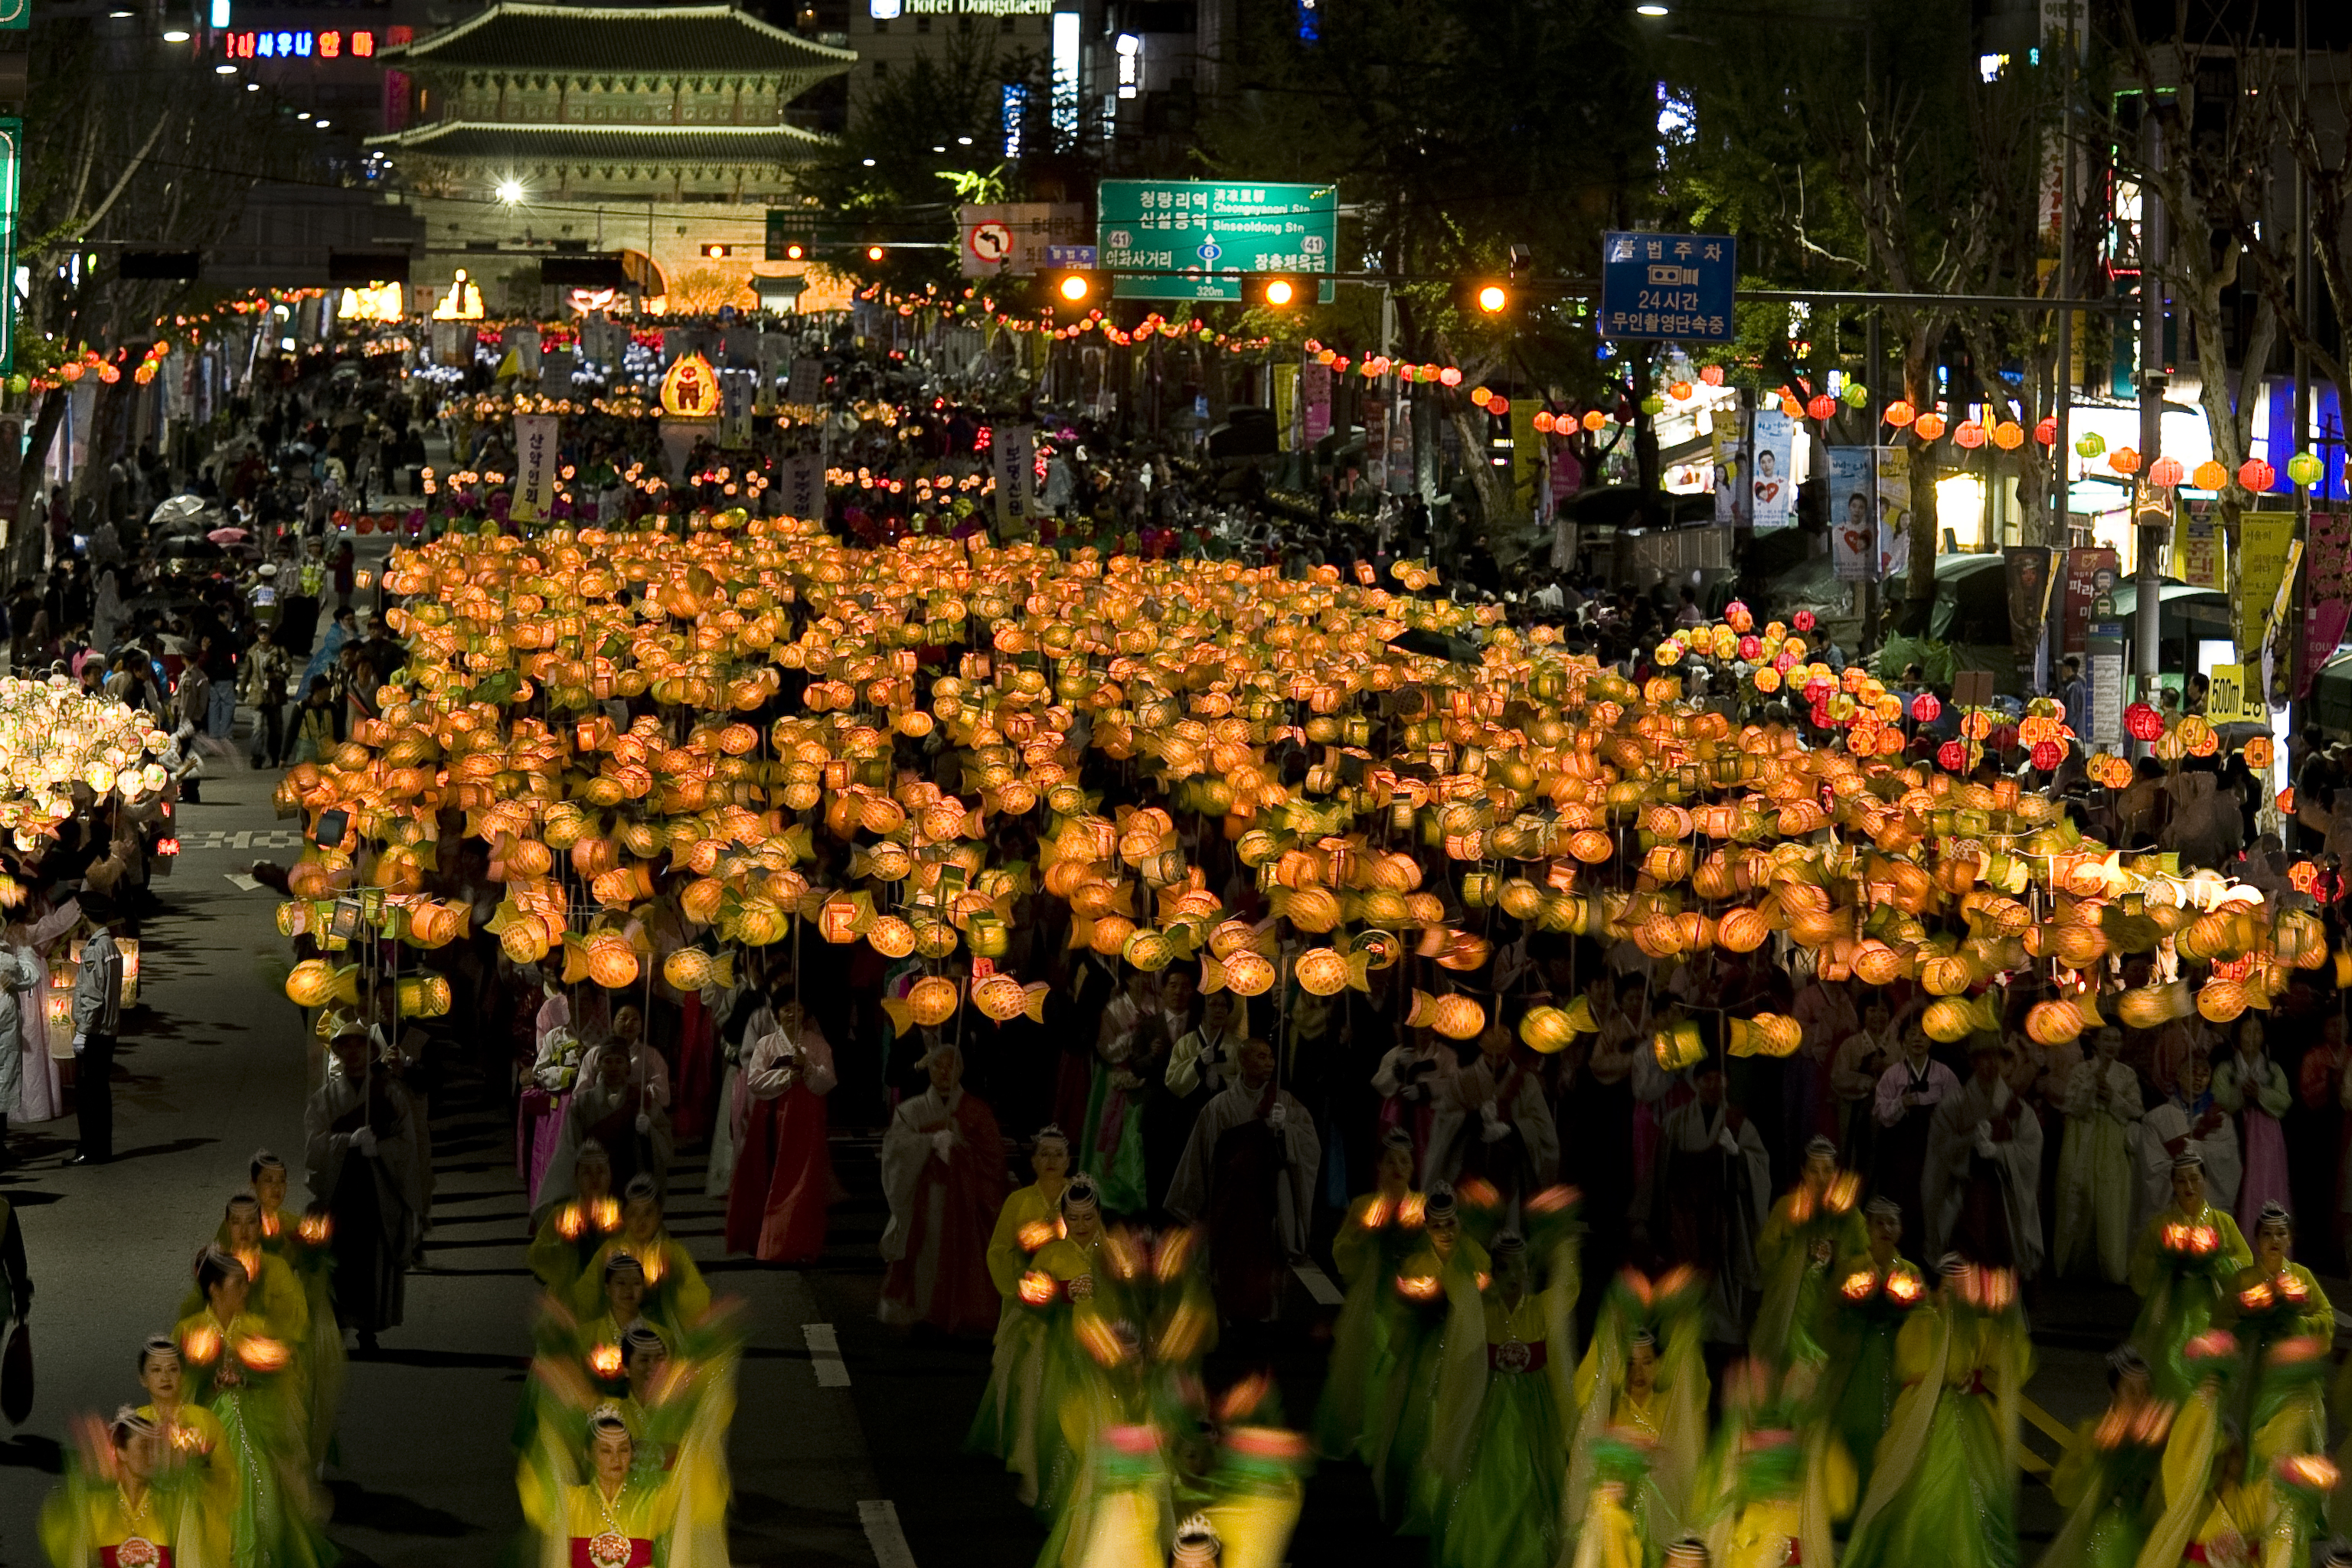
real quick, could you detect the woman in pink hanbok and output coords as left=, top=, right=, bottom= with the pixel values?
left=2213, top=1015, right=2292, bottom=1234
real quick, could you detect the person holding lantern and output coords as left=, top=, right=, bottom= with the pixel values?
left=1382, top=1186, right=1489, bottom=1532
left=571, top=1177, right=710, bottom=1337
left=528, top=1140, right=622, bottom=1303
left=303, top=1027, right=421, bottom=1354
left=970, top=1126, right=1073, bottom=1504
left=1426, top=1021, right=1558, bottom=1209
left=132, top=1334, right=234, bottom=1539
left=1749, top=1135, right=1865, bottom=1374
left=1839, top=1256, right=2030, bottom=1568
left=2140, top=1057, right=2242, bottom=1227
left=2040, top=1346, right=2176, bottom=1568
left=879, top=1042, right=1008, bottom=1338
left=515, top=1399, right=728, bottom=1568
left=1565, top=1267, right=1710, bottom=1554
left=1424, top=1187, right=1582, bottom=1568
left=1314, top=1128, right=1423, bottom=1467
left=721, top=995, right=835, bottom=1264
left=40, top=1406, right=224, bottom=1568
left=2128, top=1152, right=2252, bottom=1403
left=247, top=1153, right=341, bottom=1468
left=1165, top=1037, right=1320, bottom=1325
left=173, top=1248, right=332, bottom=1568
left=2220, top=1204, right=2332, bottom=1462
left=1817, top=1197, right=1926, bottom=1498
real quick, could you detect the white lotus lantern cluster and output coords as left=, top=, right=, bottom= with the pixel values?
left=0, top=678, right=169, bottom=845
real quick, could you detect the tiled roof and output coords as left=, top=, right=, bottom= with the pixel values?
left=381, top=4, right=857, bottom=79
left=367, top=119, right=828, bottom=162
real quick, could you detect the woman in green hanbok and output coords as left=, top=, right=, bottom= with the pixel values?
left=1842, top=1256, right=2032, bottom=1568
left=1817, top=1196, right=1926, bottom=1499
left=1315, top=1129, right=1421, bottom=1467
left=1750, top=1136, right=1866, bottom=1374
left=172, top=1249, right=333, bottom=1568
left=1385, top=1187, right=1489, bottom=1534
left=1425, top=1185, right=1582, bottom=1568
left=2220, top=1202, right=2333, bottom=1465
left=2037, top=1347, right=2176, bottom=1568
left=2128, top=1151, right=2252, bottom=1402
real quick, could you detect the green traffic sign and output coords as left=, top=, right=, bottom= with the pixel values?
left=1096, top=180, right=1338, bottom=302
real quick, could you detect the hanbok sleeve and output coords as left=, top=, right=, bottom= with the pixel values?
left=2256, top=1060, right=2292, bottom=1119
left=797, top=1028, right=837, bottom=1097
left=877, top=1101, right=930, bottom=1263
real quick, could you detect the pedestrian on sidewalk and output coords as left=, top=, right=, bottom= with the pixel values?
left=68, top=898, right=126, bottom=1166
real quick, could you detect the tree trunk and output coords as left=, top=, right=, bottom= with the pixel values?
left=1632, top=345, right=1662, bottom=506
left=1902, top=337, right=1940, bottom=627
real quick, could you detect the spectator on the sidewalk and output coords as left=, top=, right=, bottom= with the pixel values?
left=69, top=897, right=126, bottom=1167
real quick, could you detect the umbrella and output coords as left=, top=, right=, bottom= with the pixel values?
left=207, top=526, right=250, bottom=544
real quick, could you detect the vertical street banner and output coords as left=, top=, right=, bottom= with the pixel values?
left=2299, top=511, right=2352, bottom=697
left=718, top=370, right=756, bottom=449
left=993, top=424, right=1034, bottom=529
left=1301, top=361, right=1332, bottom=447
left=1749, top=410, right=1797, bottom=529
left=1362, top=396, right=1386, bottom=491
left=2171, top=508, right=2222, bottom=588
left=1273, top=364, right=1298, bottom=452
left=2062, top=545, right=2118, bottom=655
left=509, top=414, right=558, bottom=524
left=2237, top=515, right=2296, bottom=665
left=780, top=453, right=822, bottom=521
left=1826, top=447, right=1876, bottom=580
left=786, top=357, right=823, bottom=409
left=2004, top=547, right=2060, bottom=694
left=1877, top=446, right=1912, bottom=581
left=1711, top=416, right=1747, bottom=528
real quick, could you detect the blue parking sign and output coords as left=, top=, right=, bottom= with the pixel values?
left=1600, top=232, right=1736, bottom=343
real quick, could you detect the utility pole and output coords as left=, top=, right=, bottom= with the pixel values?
left=2135, top=102, right=2166, bottom=734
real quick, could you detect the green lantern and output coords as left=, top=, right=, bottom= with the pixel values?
left=2288, top=451, right=2324, bottom=488
left=5, top=374, right=23, bottom=396
left=1639, top=394, right=1664, bottom=416
left=2076, top=432, right=2106, bottom=459
left=1841, top=382, right=1869, bottom=407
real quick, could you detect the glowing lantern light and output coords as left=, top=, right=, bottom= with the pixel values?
left=2239, top=459, right=2276, bottom=491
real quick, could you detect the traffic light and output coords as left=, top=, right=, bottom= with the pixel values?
left=865, top=244, right=887, bottom=263
left=1245, top=273, right=1312, bottom=310
left=779, top=240, right=807, bottom=262
left=1035, top=268, right=1110, bottom=321
left=1457, top=279, right=1516, bottom=318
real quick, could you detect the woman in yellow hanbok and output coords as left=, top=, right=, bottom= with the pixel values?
left=528, top=1141, right=623, bottom=1302
left=971, top=1125, right=1073, bottom=1504
left=172, top=1250, right=331, bottom=1568
left=569, top=1176, right=710, bottom=1335
left=2128, top=1152, right=2252, bottom=1402
left=135, top=1335, right=234, bottom=1540
left=1024, top=1177, right=1118, bottom=1529
left=1388, top=1187, right=1491, bottom=1534
left=1842, top=1256, right=2031, bottom=1568
left=1565, top=1266, right=1709, bottom=1555
left=1315, top=1129, right=1423, bottom=1467
left=1750, top=1137, right=1865, bottom=1374
left=250, top=1157, right=343, bottom=1472
left=41, top=1409, right=223, bottom=1568
left=518, top=1400, right=729, bottom=1568
left=2220, top=1203, right=2333, bottom=1464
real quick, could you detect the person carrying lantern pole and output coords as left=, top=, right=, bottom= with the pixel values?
left=1164, top=1036, right=1319, bottom=1326
left=303, top=1026, right=421, bottom=1354
left=878, top=1040, right=1008, bottom=1338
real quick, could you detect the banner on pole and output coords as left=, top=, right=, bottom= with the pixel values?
left=509, top=414, right=558, bottom=524
left=1827, top=448, right=1875, bottom=581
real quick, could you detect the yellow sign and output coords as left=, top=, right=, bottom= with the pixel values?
left=2205, top=662, right=2265, bottom=724
left=661, top=351, right=718, bottom=418
left=2237, top=516, right=2295, bottom=662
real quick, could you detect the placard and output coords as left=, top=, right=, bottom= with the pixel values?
left=509, top=414, right=558, bottom=524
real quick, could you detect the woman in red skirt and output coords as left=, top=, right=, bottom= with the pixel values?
left=724, top=998, right=837, bottom=1263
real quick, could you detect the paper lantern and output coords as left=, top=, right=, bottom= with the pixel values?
left=1913, top=413, right=1948, bottom=441
left=1842, top=382, right=1869, bottom=407
left=2192, top=460, right=2227, bottom=489
left=2109, top=447, right=2140, bottom=475
left=1991, top=421, right=2024, bottom=450
left=2196, top=978, right=2249, bottom=1023
left=2146, top=456, right=2184, bottom=488
left=2239, top=459, right=2275, bottom=491
left=2125, top=703, right=2164, bottom=741
left=906, top=975, right=960, bottom=1027
left=2076, top=432, right=2106, bottom=458
left=1808, top=394, right=1838, bottom=421
left=1953, top=421, right=1987, bottom=449
left=1700, top=364, right=1725, bottom=385
left=1883, top=400, right=1916, bottom=428
left=1409, top=990, right=1485, bottom=1040
left=1912, top=692, right=1942, bottom=724
left=1717, top=907, right=1769, bottom=952
left=1938, top=741, right=1966, bottom=772
left=2030, top=739, right=2063, bottom=771
left=396, top=976, right=452, bottom=1018
left=586, top=936, right=640, bottom=989
left=2035, top=416, right=2058, bottom=446
left=1653, top=1020, right=1706, bottom=1071
left=1726, top=1014, right=1801, bottom=1057
left=1521, top=1007, right=1575, bottom=1054
left=2288, top=451, right=2324, bottom=488
left=1221, top=952, right=1276, bottom=997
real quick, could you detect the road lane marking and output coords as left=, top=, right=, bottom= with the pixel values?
left=858, top=1500, right=917, bottom=1568
left=224, top=874, right=263, bottom=891
left=1292, top=1260, right=1343, bottom=1306
left=805, top=1321, right=851, bottom=1387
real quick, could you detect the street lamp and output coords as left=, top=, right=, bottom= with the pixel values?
left=162, top=26, right=189, bottom=38
left=1635, top=3, right=1669, bottom=14
left=496, top=179, right=524, bottom=204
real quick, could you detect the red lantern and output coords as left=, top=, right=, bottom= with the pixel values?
left=1803, top=678, right=1834, bottom=706
left=2030, top=739, right=2064, bottom=771
left=1913, top=412, right=1949, bottom=441
left=1793, top=609, right=1817, bottom=632
left=2125, top=702, right=2164, bottom=741
left=1736, top=635, right=1762, bottom=661
left=2148, top=455, right=2184, bottom=488
left=1810, top=704, right=1832, bottom=729
left=2238, top=459, right=2276, bottom=491
left=1488, top=395, right=1510, bottom=415
left=2034, top=416, right=2059, bottom=446
left=1700, top=364, right=1725, bottom=386
left=1938, top=741, right=1966, bottom=772
left=1884, top=400, right=1916, bottom=428
left=1953, top=421, right=1988, bottom=449
left=1808, top=394, right=1838, bottom=421
left=1912, top=692, right=1942, bottom=724
left=1533, top=411, right=1556, bottom=433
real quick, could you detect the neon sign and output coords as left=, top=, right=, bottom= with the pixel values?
left=224, top=28, right=384, bottom=60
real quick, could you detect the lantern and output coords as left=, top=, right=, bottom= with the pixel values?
left=2109, top=447, right=2140, bottom=475
left=2192, top=460, right=2227, bottom=490
left=1938, top=741, right=1966, bottom=772
left=1808, top=394, right=1838, bottom=421
left=2147, top=456, right=2184, bottom=488
left=2076, top=432, right=2106, bottom=458
left=1912, top=692, right=1942, bottom=724
left=2288, top=451, right=2324, bottom=488
left=1652, top=1020, right=1706, bottom=1071
left=1221, top=952, right=1276, bottom=997
left=906, top=975, right=960, bottom=1027
left=1843, top=382, right=1869, bottom=407
left=2035, top=416, right=2058, bottom=446
left=1884, top=400, right=1916, bottom=428
left=1913, top=412, right=1948, bottom=441
left=2125, top=703, right=2164, bottom=742
left=1953, top=420, right=1987, bottom=449
left=1991, top=421, right=2024, bottom=450
left=2239, top=459, right=2276, bottom=491
left=2030, top=738, right=2063, bottom=771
